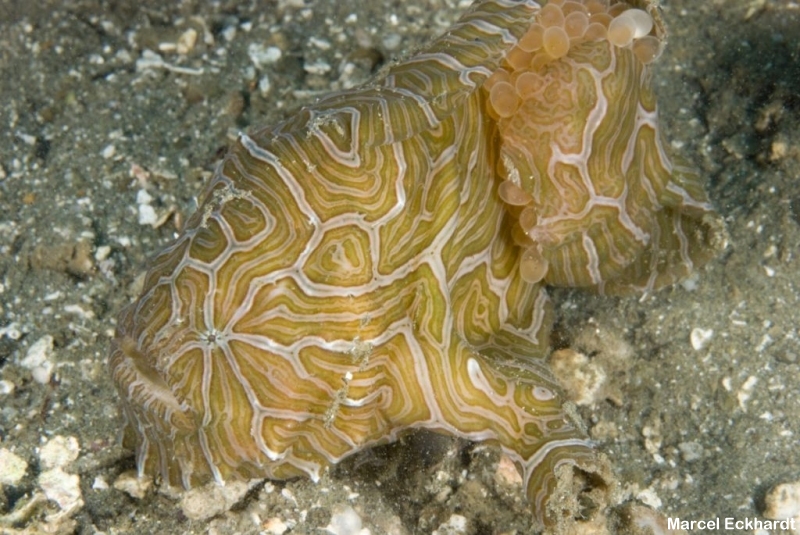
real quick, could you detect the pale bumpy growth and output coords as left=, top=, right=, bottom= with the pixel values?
left=487, top=0, right=722, bottom=294
left=109, top=0, right=721, bottom=531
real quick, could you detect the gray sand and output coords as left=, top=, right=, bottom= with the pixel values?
left=0, top=0, right=798, bottom=534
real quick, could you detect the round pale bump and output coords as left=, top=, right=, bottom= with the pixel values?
left=484, top=67, right=510, bottom=91
left=520, top=246, right=549, bottom=284
left=561, top=1, right=589, bottom=16
left=632, top=35, right=662, bottom=64
left=518, top=206, right=537, bottom=233
left=624, top=8, right=654, bottom=38
left=584, top=0, right=609, bottom=15
left=506, top=46, right=533, bottom=71
left=530, top=52, right=552, bottom=72
left=564, top=11, right=589, bottom=39
left=583, top=22, right=607, bottom=41
left=498, top=180, right=534, bottom=206
left=543, top=26, right=570, bottom=59
left=518, top=24, right=544, bottom=52
left=489, top=81, right=521, bottom=118
left=589, top=12, right=613, bottom=28
left=539, top=3, right=565, bottom=28
left=515, top=71, right=544, bottom=100
left=607, top=2, right=629, bottom=17
left=608, top=8, right=654, bottom=48
left=607, top=13, right=636, bottom=47
left=511, top=224, right=535, bottom=248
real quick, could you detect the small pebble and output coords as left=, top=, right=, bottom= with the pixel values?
left=325, top=505, right=365, bottom=535
left=0, top=379, right=14, bottom=395
left=180, top=480, right=252, bottom=521
left=39, top=468, right=83, bottom=512
left=737, top=375, right=758, bottom=411
left=113, top=470, right=152, bottom=499
left=690, top=327, right=713, bottom=350
left=259, top=74, right=272, bottom=96
left=494, top=453, right=522, bottom=487
left=248, top=44, right=282, bottom=69
left=304, top=59, right=332, bottom=75
left=636, top=487, right=662, bottom=509
left=263, top=517, right=289, bottom=535
left=764, top=481, right=800, bottom=520
left=549, top=348, right=607, bottom=406
left=382, top=33, right=402, bottom=50
left=137, top=189, right=158, bottom=226
left=0, top=448, right=28, bottom=485
left=19, top=334, right=55, bottom=384
left=95, top=245, right=112, bottom=261
left=677, top=441, right=703, bottom=462
left=176, top=28, right=198, bottom=54
left=433, top=514, right=468, bottom=535
left=39, top=435, right=80, bottom=469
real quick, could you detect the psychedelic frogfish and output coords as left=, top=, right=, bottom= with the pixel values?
left=109, top=0, right=722, bottom=528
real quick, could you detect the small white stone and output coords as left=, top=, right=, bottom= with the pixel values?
left=309, top=36, right=331, bottom=50
left=113, top=470, right=152, bottom=499
left=263, top=517, right=289, bottom=535
left=326, top=505, right=364, bottom=535
left=92, top=476, right=109, bottom=490
left=136, top=189, right=153, bottom=205
left=138, top=204, right=157, bottom=226
left=64, top=304, right=95, bottom=319
left=1, top=323, right=22, bottom=340
left=737, top=375, right=758, bottom=411
left=433, top=514, right=468, bottom=535
left=636, top=487, right=662, bottom=509
left=0, top=448, right=28, bottom=485
left=222, top=25, right=237, bottom=42
left=549, top=348, right=607, bottom=406
left=677, top=441, right=703, bottom=462
left=248, top=44, right=282, bottom=69
left=0, top=379, right=14, bottom=395
left=304, top=59, right=332, bottom=75
left=690, top=327, right=713, bottom=350
left=180, top=480, right=252, bottom=521
left=258, top=74, right=272, bottom=96
left=382, top=33, right=402, bottom=50
left=494, top=454, right=522, bottom=487
left=20, top=335, right=55, bottom=384
left=39, top=468, right=83, bottom=512
left=176, top=28, right=198, bottom=54
left=94, top=245, right=112, bottom=261
left=764, top=481, right=800, bottom=520
left=101, top=144, right=116, bottom=159
left=39, top=435, right=80, bottom=470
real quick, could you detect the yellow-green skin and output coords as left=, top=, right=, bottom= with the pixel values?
left=108, top=0, right=719, bottom=527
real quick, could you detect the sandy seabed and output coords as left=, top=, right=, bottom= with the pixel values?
left=0, top=0, right=799, bottom=534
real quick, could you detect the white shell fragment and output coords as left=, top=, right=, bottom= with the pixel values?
left=39, top=468, right=83, bottom=512
left=33, top=436, right=84, bottom=513
left=179, top=480, right=253, bottom=521
left=248, top=43, right=282, bottom=69
left=113, top=470, right=152, bottom=499
left=0, top=448, right=28, bottom=485
left=39, top=435, right=80, bottom=470
left=19, top=335, right=55, bottom=384
left=689, top=327, right=713, bottom=351
left=325, top=505, right=367, bottom=535
left=764, top=481, right=800, bottom=520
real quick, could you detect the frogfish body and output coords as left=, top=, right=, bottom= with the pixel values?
left=109, top=0, right=722, bottom=527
